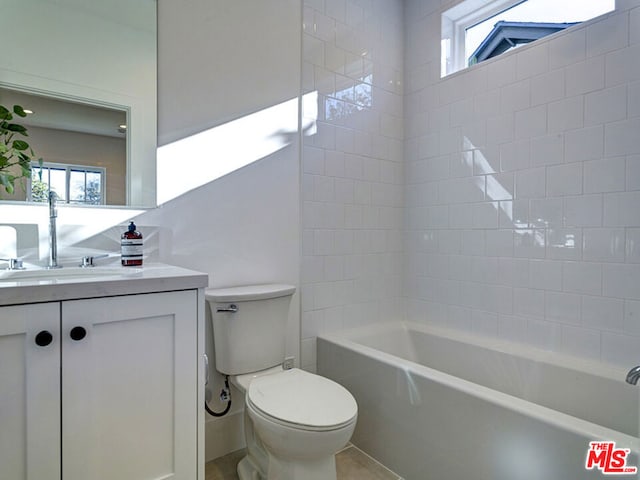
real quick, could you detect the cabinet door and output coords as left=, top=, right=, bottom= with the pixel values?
left=0, top=303, right=61, bottom=480
left=61, top=290, right=197, bottom=480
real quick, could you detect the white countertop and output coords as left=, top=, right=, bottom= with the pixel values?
left=0, top=263, right=208, bottom=306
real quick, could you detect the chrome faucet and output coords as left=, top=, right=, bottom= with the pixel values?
left=79, top=253, right=110, bottom=268
left=47, top=191, right=61, bottom=269
left=625, top=366, right=640, bottom=385
left=0, top=258, right=25, bottom=270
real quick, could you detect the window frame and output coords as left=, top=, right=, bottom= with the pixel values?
left=29, top=161, right=107, bottom=205
left=442, top=0, right=615, bottom=77
left=442, top=0, right=525, bottom=76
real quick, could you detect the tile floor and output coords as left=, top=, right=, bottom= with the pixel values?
left=205, top=445, right=402, bottom=480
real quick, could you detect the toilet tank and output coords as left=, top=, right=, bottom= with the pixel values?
left=205, top=284, right=296, bottom=375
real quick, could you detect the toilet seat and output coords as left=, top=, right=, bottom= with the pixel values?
left=247, top=368, right=357, bottom=432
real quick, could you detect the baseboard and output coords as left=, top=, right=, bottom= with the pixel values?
left=205, top=410, right=245, bottom=462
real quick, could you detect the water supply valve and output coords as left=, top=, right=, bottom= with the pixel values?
left=220, top=387, right=230, bottom=402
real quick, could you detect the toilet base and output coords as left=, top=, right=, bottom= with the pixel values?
left=268, top=454, right=337, bottom=480
left=236, top=407, right=340, bottom=480
left=237, top=455, right=262, bottom=480
left=237, top=451, right=337, bottom=480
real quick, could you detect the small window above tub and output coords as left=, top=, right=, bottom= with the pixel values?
left=441, top=0, right=615, bottom=77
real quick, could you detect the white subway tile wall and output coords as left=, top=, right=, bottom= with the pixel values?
left=301, top=0, right=640, bottom=370
left=301, top=0, right=405, bottom=371
left=403, top=1, right=640, bottom=368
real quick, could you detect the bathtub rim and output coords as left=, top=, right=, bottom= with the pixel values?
left=326, top=321, right=629, bottom=382
left=318, top=321, right=640, bottom=451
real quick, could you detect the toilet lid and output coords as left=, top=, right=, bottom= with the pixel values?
left=247, top=369, right=357, bottom=429
left=205, top=284, right=295, bottom=302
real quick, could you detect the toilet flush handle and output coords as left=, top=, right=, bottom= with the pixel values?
left=216, top=304, right=238, bottom=313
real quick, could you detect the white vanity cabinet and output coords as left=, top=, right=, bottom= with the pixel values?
left=0, top=302, right=61, bottom=480
left=0, top=266, right=206, bottom=480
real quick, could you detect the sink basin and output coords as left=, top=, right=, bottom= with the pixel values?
left=0, top=267, right=143, bottom=283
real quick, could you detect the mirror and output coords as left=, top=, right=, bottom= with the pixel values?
left=0, top=0, right=157, bottom=207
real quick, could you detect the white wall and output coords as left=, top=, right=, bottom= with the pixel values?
left=404, top=0, right=640, bottom=368
left=151, top=0, right=301, bottom=461
left=300, top=0, right=405, bottom=371
left=158, top=0, right=303, bottom=146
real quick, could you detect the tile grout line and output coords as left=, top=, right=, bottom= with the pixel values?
left=206, top=444, right=404, bottom=480
left=345, top=444, right=404, bottom=480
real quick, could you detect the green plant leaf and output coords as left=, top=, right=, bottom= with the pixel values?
left=6, top=124, right=27, bottom=134
left=0, top=103, right=39, bottom=194
left=12, top=140, right=29, bottom=151
left=0, top=106, right=11, bottom=121
left=0, top=173, right=15, bottom=195
left=12, top=105, right=27, bottom=117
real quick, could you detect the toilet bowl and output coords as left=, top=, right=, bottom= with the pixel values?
left=205, top=284, right=358, bottom=480
left=232, top=367, right=357, bottom=480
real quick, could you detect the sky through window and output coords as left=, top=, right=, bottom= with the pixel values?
left=465, top=0, right=615, bottom=64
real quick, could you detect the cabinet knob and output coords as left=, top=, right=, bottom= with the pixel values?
left=35, top=330, right=53, bottom=347
left=69, top=326, right=87, bottom=341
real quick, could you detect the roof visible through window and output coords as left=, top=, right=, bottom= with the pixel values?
left=465, top=0, right=615, bottom=66
left=441, top=0, right=615, bottom=76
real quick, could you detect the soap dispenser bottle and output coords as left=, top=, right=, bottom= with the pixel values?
left=121, top=221, right=143, bottom=266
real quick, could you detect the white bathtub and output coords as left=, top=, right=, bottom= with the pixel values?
left=317, top=322, right=639, bottom=480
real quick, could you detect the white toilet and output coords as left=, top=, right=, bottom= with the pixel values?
left=205, top=284, right=357, bottom=480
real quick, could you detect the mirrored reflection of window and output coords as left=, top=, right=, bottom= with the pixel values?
left=30, top=162, right=105, bottom=205
left=69, top=169, right=103, bottom=204
left=325, top=74, right=373, bottom=122
left=565, top=234, right=575, bottom=248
